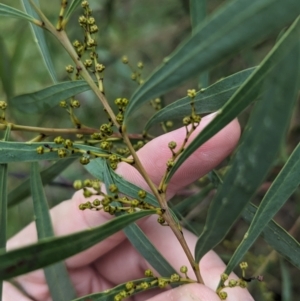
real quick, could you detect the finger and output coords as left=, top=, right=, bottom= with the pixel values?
left=93, top=216, right=254, bottom=301
left=8, top=114, right=240, bottom=264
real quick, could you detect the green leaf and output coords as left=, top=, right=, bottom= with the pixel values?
left=72, top=277, right=187, bottom=301
left=8, top=158, right=75, bottom=208
left=0, top=141, right=107, bottom=163
left=0, top=210, right=155, bottom=280
left=222, top=143, right=300, bottom=276
left=30, top=162, right=76, bottom=301
left=10, top=81, right=90, bottom=114
left=190, top=0, right=209, bottom=87
left=0, top=36, right=14, bottom=99
left=144, top=68, right=255, bottom=131
left=0, top=127, right=10, bottom=299
left=242, top=204, right=300, bottom=270
left=99, top=161, right=177, bottom=278
left=165, top=14, right=300, bottom=183
left=123, top=224, right=177, bottom=277
left=194, top=17, right=300, bottom=263
left=64, top=0, right=82, bottom=24
left=124, top=0, right=300, bottom=122
left=85, top=158, right=159, bottom=207
left=280, top=259, right=293, bottom=301
left=0, top=3, right=40, bottom=24
left=72, top=277, right=157, bottom=301
left=21, top=0, right=58, bottom=83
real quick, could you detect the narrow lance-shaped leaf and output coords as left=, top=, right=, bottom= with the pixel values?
left=242, top=203, right=300, bottom=270
left=194, top=17, right=300, bottom=263
left=165, top=15, right=300, bottom=183
left=21, top=0, right=58, bottom=83
left=223, top=143, right=300, bottom=276
left=30, top=162, right=76, bottom=301
left=280, top=259, right=293, bottom=301
left=11, top=81, right=90, bottom=114
left=124, top=0, right=300, bottom=122
left=64, top=0, right=82, bottom=25
left=0, top=141, right=108, bottom=163
left=0, top=127, right=10, bottom=299
left=8, top=158, right=75, bottom=208
left=189, top=0, right=209, bottom=87
left=0, top=3, right=41, bottom=25
left=144, top=68, right=255, bottom=131
left=100, top=161, right=177, bottom=278
left=0, top=209, right=155, bottom=280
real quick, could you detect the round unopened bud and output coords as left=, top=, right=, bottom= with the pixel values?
left=110, top=162, right=118, bottom=170
left=122, top=56, right=128, bottom=64
left=138, top=190, right=146, bottom=199
left=131, top=73, right=137, bottom=80
left=166, top=159, right=174, bottom=168
left=140, top=282, right=149, bottom=290
left=125, top=281, right=134, bottom=290
left=90, top=24, right=98, bottom=33
left=157, top=216, right=165, bottom=224
left=168, top=141, right=177, bottom=150
left=218, top=291, right=228, bottom=300
left=71, top=99, right=80, bottom=108
left=73, top=40, right=81, bottom=48
left=158, top=278, right=167, bottom=288
left=182, top=116, right=191, bottom=125
left=116, top=113, right=124, bottom=124
left=81, top=0, right=89, bottom=8
left=187, top=89, right=197, bottom=98
left=229, top=279, right=237, bottom=287
left=65, top=65, right=74, bottom=73
left=54, top=136, right=64, bottom=144
left=73, top=180, right=83, bottom=190
left=87, top=17, right=95, bottom=25
left=64, top=139, right=73, bottom=147
left=144, top=269, right=153, bottom=277
left=78, top=15, right=87, bottom=24
left=36, top=146, right=44, bottom=154
left=180, top=266, right=188, bottom=273
left=95, top=63, right=105, bottom=72
left=59, top=100, right=68, bottom=108
left=57, top=148, right=67, bottom=158
left=83, top=179, right=92, bottom=187
left=109, top=184, right=118, bottom=193
left=87, top=38, right=97, bottom=47
left=170, top=273, right=180, bottom=282
left=137, top=61, right=143, bottom=69
left=80, top=156, right=90, bottom=165
left=240, top=262, right=248, bottom=270
left=83, top=189, right=93, bottom=198
left=239, top=280, right=247, bottom=288
left=221, top=273, right=228, bottom=281
left=84, top=59, right=93, bottom=67
left=166, top=121, right=173, bottom=128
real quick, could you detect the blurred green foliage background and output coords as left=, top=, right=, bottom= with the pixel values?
left=0, top=1, right=299, bottom=300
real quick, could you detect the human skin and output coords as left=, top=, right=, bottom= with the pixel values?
left=3, top=113, right=254, bottom=301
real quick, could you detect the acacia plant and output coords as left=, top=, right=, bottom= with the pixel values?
left=0, top=0, right=299, bottom=300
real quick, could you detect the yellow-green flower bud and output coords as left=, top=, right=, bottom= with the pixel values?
left=180, top=266, right=188, bottom=273
left=90, top=24, right=98, bottom=33
left=93, top=199, right=101, bottom=206
left=78, top=15, right=87, bottom=24
left=65, top=65, right=74, bottom=73
left=54, top=136, right=64, bottom=144
left=138, top=190, right=147, bottom=199
left=57, top=148, right=67, bottom=158
left=144, top=269, right=153, bottom=277
left=73, top=180, right=83, bottom=190
left=80, top=156, right=90, bottom=165
left=240, top=262, right=248, bottom=270
left=229, top=279, right=237, bottom=287
left=221, top=273, right=228, bottom=282
left=122, top=56, right=128, bottom=64
left=87, top=17, right=95, bottom=25
left=137, top=61, right=143, bottom=69
left=81, top=0, right=89, bottom=8
left=170, top=273, right=180, bottom=282
left=84, top=59, right=93, bottom=67
left=36, top=146, right=44, bottom=154
left=218, top=291, right=228, bottom=300
left=168, top=141, right=177, bottom=150
left=95, top=63, right=105, bottom=72
left=59, top=100, right=68, bottom=108
left=187, top=89, right=197, bottom=98
left=71, top=99, right=80, bottom=108
left=109, top=184, right=118, bottom=193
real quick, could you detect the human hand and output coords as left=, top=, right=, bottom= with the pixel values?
left=3, top=114, right=254, bottom=301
